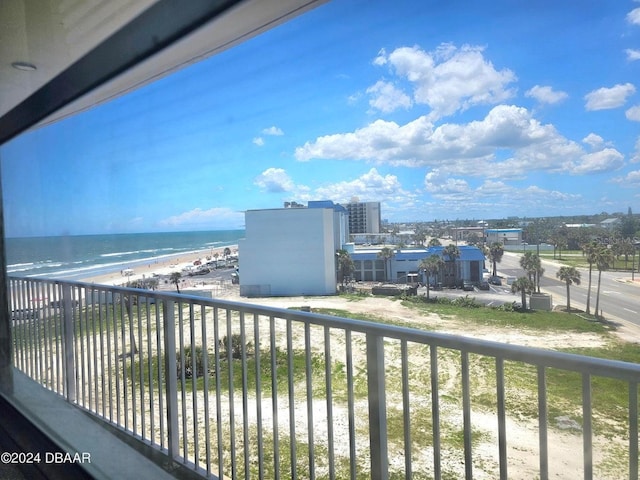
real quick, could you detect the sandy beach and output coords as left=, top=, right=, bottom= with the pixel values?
left=80, top=244, right=238, bottom=287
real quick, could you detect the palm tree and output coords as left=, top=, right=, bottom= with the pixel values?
left=612, top=238, right=635, bottom=269
left=143, top=278, right=159, bottom=291
left=336, top=249, right=355, bottom=287
left=443, top=244, right=460, bottom=287
left=534, top=260, right=544, bottom=293
left=466, top=232, right=482, bottom=247
left=377, top=247, right=395, bottom=282
left=511, top=276, right=535, bottom=310
left=557, top=237, right=567, bottom=260
left=170, top=272, right=182, bottom=294
left=556, top=266, right=581, bottom=312
left=594, top=247, right=615, bottom=318
left=418, top=254, right=444, bottom=300
left=551, top=234, right=568, bottom=260
left=223, top=247, right=232, bottom=265
left=488, top=242, right=504, bottom=277
left=519, top=251, right=543, bottom=292
left=428, top=238, right=442, bottom=247
left=582, top=241, right=599, bottom=314
left=413, top=230, right=427, bottom=246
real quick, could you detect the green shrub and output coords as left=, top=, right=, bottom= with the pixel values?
left=220, top=334, right=253, bottom=359
left=452, top=295, right=481, bottom=308
left=177, top=344, right=206, bottom=378
left=494, top=301, right=518, bottom=312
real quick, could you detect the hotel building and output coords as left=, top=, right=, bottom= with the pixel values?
left=343, top=200, right=381, bottom=234
left=239, top=201, right=348, bottom=297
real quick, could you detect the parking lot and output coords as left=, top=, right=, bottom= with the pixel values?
left=416, top=282, right=521, bottom=307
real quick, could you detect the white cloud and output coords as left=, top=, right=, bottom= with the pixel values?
left=632, top=137, right=640, bottom=163
left=424, top=169, right=470, bottom=200
left=373, top=48, right=388, bottom=66
left=254, top=126, right=284, bottom=146
left=525, top=85, right=568, bottom=104
left=295, top=104, right=625, bottom=178
left=523, top=185, right=581, bottom=202
left=584, top=83, right=636, bottom=111
left=582, top=133, right=604, bottom=149
left=262, top=126, right=284, bottom=136
left=366, top=80, right=412, bottom=113
left=611, top=170, right=640, bottom=187
left=420, top=173, right=582, bottom=214
left=626, top=49, right=640, bottom=61
left=312, top=168, right=410, bottom=203
left=158, top=207, right=243, bottom=228
left=374, top=44, right=516, bottom=119
left=347, top=92, right=362, bottom=105
left=252, top=167, right=410, bottom=206
left=254, top=167, right=295, bottom=192
left=295, top=115, right=435, bottom=165
left=569, top=148, right=625, bottom=175
left=476, top=180, right=513, bottom=196
left=626, top=105, right=640, bottom=121
left=627, top=7, right=640, bottom=25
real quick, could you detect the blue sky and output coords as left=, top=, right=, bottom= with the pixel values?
left=2, top=0, right=640, bottom=237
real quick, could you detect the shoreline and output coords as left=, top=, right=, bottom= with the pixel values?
left=79, top=244, right=238, bottom=286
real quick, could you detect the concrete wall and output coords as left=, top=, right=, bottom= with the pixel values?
left=239, top=208, right=338, bottom=296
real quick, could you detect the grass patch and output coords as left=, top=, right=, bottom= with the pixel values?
left=401, top=296, right=611, bottom=334
left=12, top=301, right=159, bottom=353
left=539, top=251, right=637, bottom=272
left=337, top=291, right=371, bottom=301
left=184, top=347, right=326, bottom=396
left=550, top=342, right=640, bottom=437
left=309, top=307, right=435, bottom=330
left=132, top=345, right=357, bottom=401
left=493, top=341, right=640, bottom=437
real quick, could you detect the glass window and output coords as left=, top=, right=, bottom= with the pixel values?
left=2, top=1, right=636, bottom=291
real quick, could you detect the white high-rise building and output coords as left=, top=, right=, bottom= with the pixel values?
left=239, top=201, right=348, bottom=297
left=343, top=200, right=381, bottom=234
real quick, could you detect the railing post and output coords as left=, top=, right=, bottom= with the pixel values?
left=367, top=333, right=388, bottom=480
left=61, top=283, right=76, bottom=402
left=163, top=299, right=179, bottom=459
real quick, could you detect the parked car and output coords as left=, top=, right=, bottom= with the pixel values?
left=462, top=281, right=475, bottom=291
left=489, top=276, right=502, bottom=285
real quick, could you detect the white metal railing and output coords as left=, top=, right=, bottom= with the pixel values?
left=8, top=276, right=640, bottom=479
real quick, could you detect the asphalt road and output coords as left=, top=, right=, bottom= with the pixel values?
left=496, top=252, right=640, bottom=326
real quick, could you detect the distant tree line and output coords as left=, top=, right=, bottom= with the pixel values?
left=382, top=209, right=640, bottom=248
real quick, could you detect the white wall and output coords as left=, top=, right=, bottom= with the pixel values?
left=486, top=230, right=522, bottom=245
left=239, top=208, right=338, bottom=296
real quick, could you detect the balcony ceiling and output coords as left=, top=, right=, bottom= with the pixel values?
left=0, top=0, right=325, bottom=141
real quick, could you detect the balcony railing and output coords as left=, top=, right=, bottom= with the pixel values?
left=8, top=276, right=640, bottom=479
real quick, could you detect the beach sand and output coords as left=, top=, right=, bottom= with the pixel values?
left=80, top=245, right=238, bottom=286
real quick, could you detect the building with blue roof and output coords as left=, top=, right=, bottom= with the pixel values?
left=350, top=245, right=485, bottom=287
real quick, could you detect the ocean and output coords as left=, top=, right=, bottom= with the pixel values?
left=5, top=230, right=245, bottom=280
